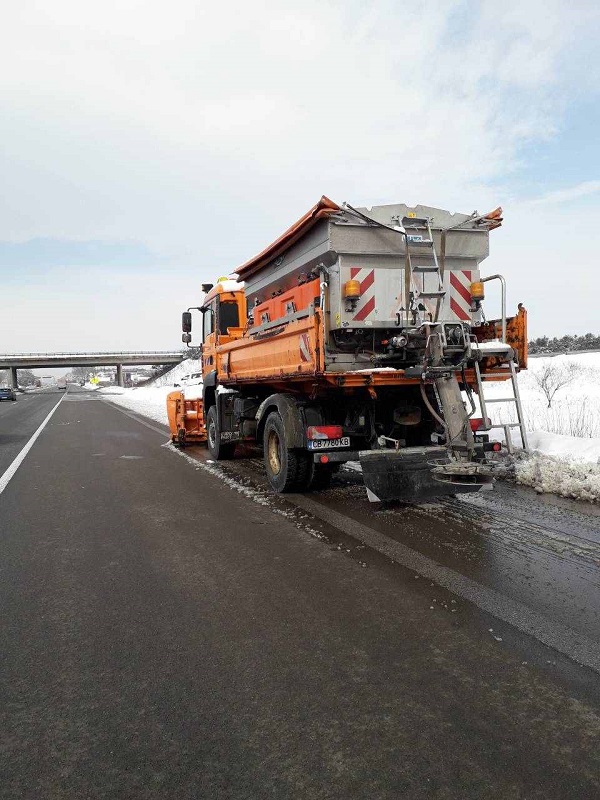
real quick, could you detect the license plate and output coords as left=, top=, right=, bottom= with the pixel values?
left=308, top=437, right=350, bottom=450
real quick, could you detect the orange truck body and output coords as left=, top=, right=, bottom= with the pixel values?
left=168, top=197, right=527, bottom=501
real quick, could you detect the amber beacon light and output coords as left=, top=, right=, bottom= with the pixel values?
left=344, top=279, right=361, bottom=299
left=470, top=281, right=485, bottom=301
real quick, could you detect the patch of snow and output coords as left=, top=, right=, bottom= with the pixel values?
left=215, top=279, right=243, bottom=292
left=527, top=430, right=600, bottom=463
left=149, top=358, right=201, bottom=387
left=513, top=453, right=600, bottom=504
left=97, top=386, right=126, bottom=395
left=353, top=367, right=398, bottom=373
left=105, top=385, right=174, bottom=425
left=472, top=340, right=512, bottom=353
left=183, top=385, right=203, bottom=400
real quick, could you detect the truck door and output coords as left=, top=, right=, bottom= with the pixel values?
left=202, top=300, right=217, bottom=378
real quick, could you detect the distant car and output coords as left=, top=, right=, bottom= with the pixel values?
left=0, top=387, right=17, bottom=401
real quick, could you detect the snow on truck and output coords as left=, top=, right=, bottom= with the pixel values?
left=167, top=197, right=528, bottom=502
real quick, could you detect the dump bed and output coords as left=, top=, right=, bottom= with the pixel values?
left=238, top=200, right=495, bottom=331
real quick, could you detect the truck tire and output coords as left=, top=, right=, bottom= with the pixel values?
left=263, top=411, right=311, bottom=493
left=206, top=405, right=236, bottom=460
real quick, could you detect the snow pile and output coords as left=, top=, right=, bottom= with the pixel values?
left=150, top=358, right=200, bottom=387
left=512, top=453, right=600, bottom=504
left=97, top=386, right=125, bottom=395
left=106, top=385, right=173, bottom=425
left=526, top=430, right=600, bottom=463
left=477, top=352, right=600, bottom=502
left=102, top=358, right=202, bottom=426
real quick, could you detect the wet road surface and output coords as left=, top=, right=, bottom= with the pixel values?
left=0, top=388, right=65, bottom=475
left=1, top=390, right=599, bottom=798
left=211, top=450, right=600, bottom=667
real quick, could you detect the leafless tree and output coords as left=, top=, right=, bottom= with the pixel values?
left=70, top=365, right=91, bottom=383
left=531, top=361, right=581, bottom=408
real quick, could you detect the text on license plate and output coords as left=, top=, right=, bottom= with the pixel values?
left=308, top=437, right=350, bottom=450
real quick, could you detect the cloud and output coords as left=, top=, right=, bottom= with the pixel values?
left=0, top=0, right=598, bottom=345
left=526, top=180, right=600, bottom=206
left=1, top=0, right=594, bottom=254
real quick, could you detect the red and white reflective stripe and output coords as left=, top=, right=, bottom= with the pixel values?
left=299, top=333, right=311, bottom=362
left=349, top=267, right=376, bottom=322
left=449, top=270, right=473, bottom=321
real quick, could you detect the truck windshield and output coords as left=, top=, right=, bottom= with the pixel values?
left=219, top=301, right=239, bottom=334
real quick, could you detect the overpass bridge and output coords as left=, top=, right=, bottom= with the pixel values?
left=0, top=351, right=185, bottom=388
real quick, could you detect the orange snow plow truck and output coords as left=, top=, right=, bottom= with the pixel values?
left=167, top=197, right=528, bottom=502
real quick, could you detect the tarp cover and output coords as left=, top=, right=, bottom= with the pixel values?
left=235, top=195, right=341, bottom=281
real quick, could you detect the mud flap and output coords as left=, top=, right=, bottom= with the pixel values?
left=359, top=446, right=482, bottom=503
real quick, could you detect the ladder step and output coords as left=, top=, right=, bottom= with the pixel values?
left=418, top=291, right=446, bottom=298
left=412, top=265, right=439, bottom=273
left=485, top=397, right=517, bottom=403
left=485, top=422, right=526, bottom=429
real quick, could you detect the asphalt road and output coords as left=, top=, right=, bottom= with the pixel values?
left=1, top=389, right=600, bottom=799
left=0, top=387, right=65, bottom=475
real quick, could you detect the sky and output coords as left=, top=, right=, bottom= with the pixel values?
left=1, top=0, right=599, bottom=352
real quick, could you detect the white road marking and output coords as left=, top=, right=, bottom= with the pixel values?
left=0, top=394, right=65, bottom=496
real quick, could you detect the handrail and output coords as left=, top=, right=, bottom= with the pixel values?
left=480, top=274, right=506, bottom=343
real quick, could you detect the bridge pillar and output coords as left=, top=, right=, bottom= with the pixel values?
left=10, top=367, right=18, bottom=390
left=116, top=364, right=124, bottom=387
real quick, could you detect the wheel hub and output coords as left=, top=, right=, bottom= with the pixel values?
left=267, top=430, right=281, bottom=475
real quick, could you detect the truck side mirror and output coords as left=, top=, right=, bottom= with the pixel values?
left=182, top=332, right=192, bottom=344
left=182, top=311, right=192, bottom=333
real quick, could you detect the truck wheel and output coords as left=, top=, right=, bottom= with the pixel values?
left=263, top=411, right=311, bottom=492
left=206, top=405, right=236, bottom=460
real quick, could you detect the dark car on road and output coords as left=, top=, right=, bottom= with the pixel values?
left=0, top=387, right=17, bottom=401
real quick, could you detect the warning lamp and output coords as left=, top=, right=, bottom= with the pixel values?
left=470, top=281, right=485, bottom=302
left=344, top=279, right=361, bottom=299
left=491, top=442, right=502, bottom=452
left=344, top=279, right=361, bottom=312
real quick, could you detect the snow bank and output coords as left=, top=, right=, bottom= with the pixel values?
left=474, top=352, right=600, bottom=502
left=102, top=358, right=203, bottom=426
left=149, top=358, right=201, bottom=387
left=105, top=385, right=173, bottom=425
left=526, top=430, right=600, bottom=463
left=512, top=453, right=600, bottom=504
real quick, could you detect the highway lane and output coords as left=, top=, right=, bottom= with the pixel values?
left=0, top=388, right=69, bottom=477
left=1, top=393, right=600, bottom=798
left=198, top=450, right=600, bottom=671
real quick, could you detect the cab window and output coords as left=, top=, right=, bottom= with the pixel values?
left=218, top=301, right=239, bottom=334
left=202, top=303, right=215, bottom=341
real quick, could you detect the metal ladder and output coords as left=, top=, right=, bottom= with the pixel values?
left=474, top=357, right=529, bottom=453
left=401, top=216, right=446, bottom=323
